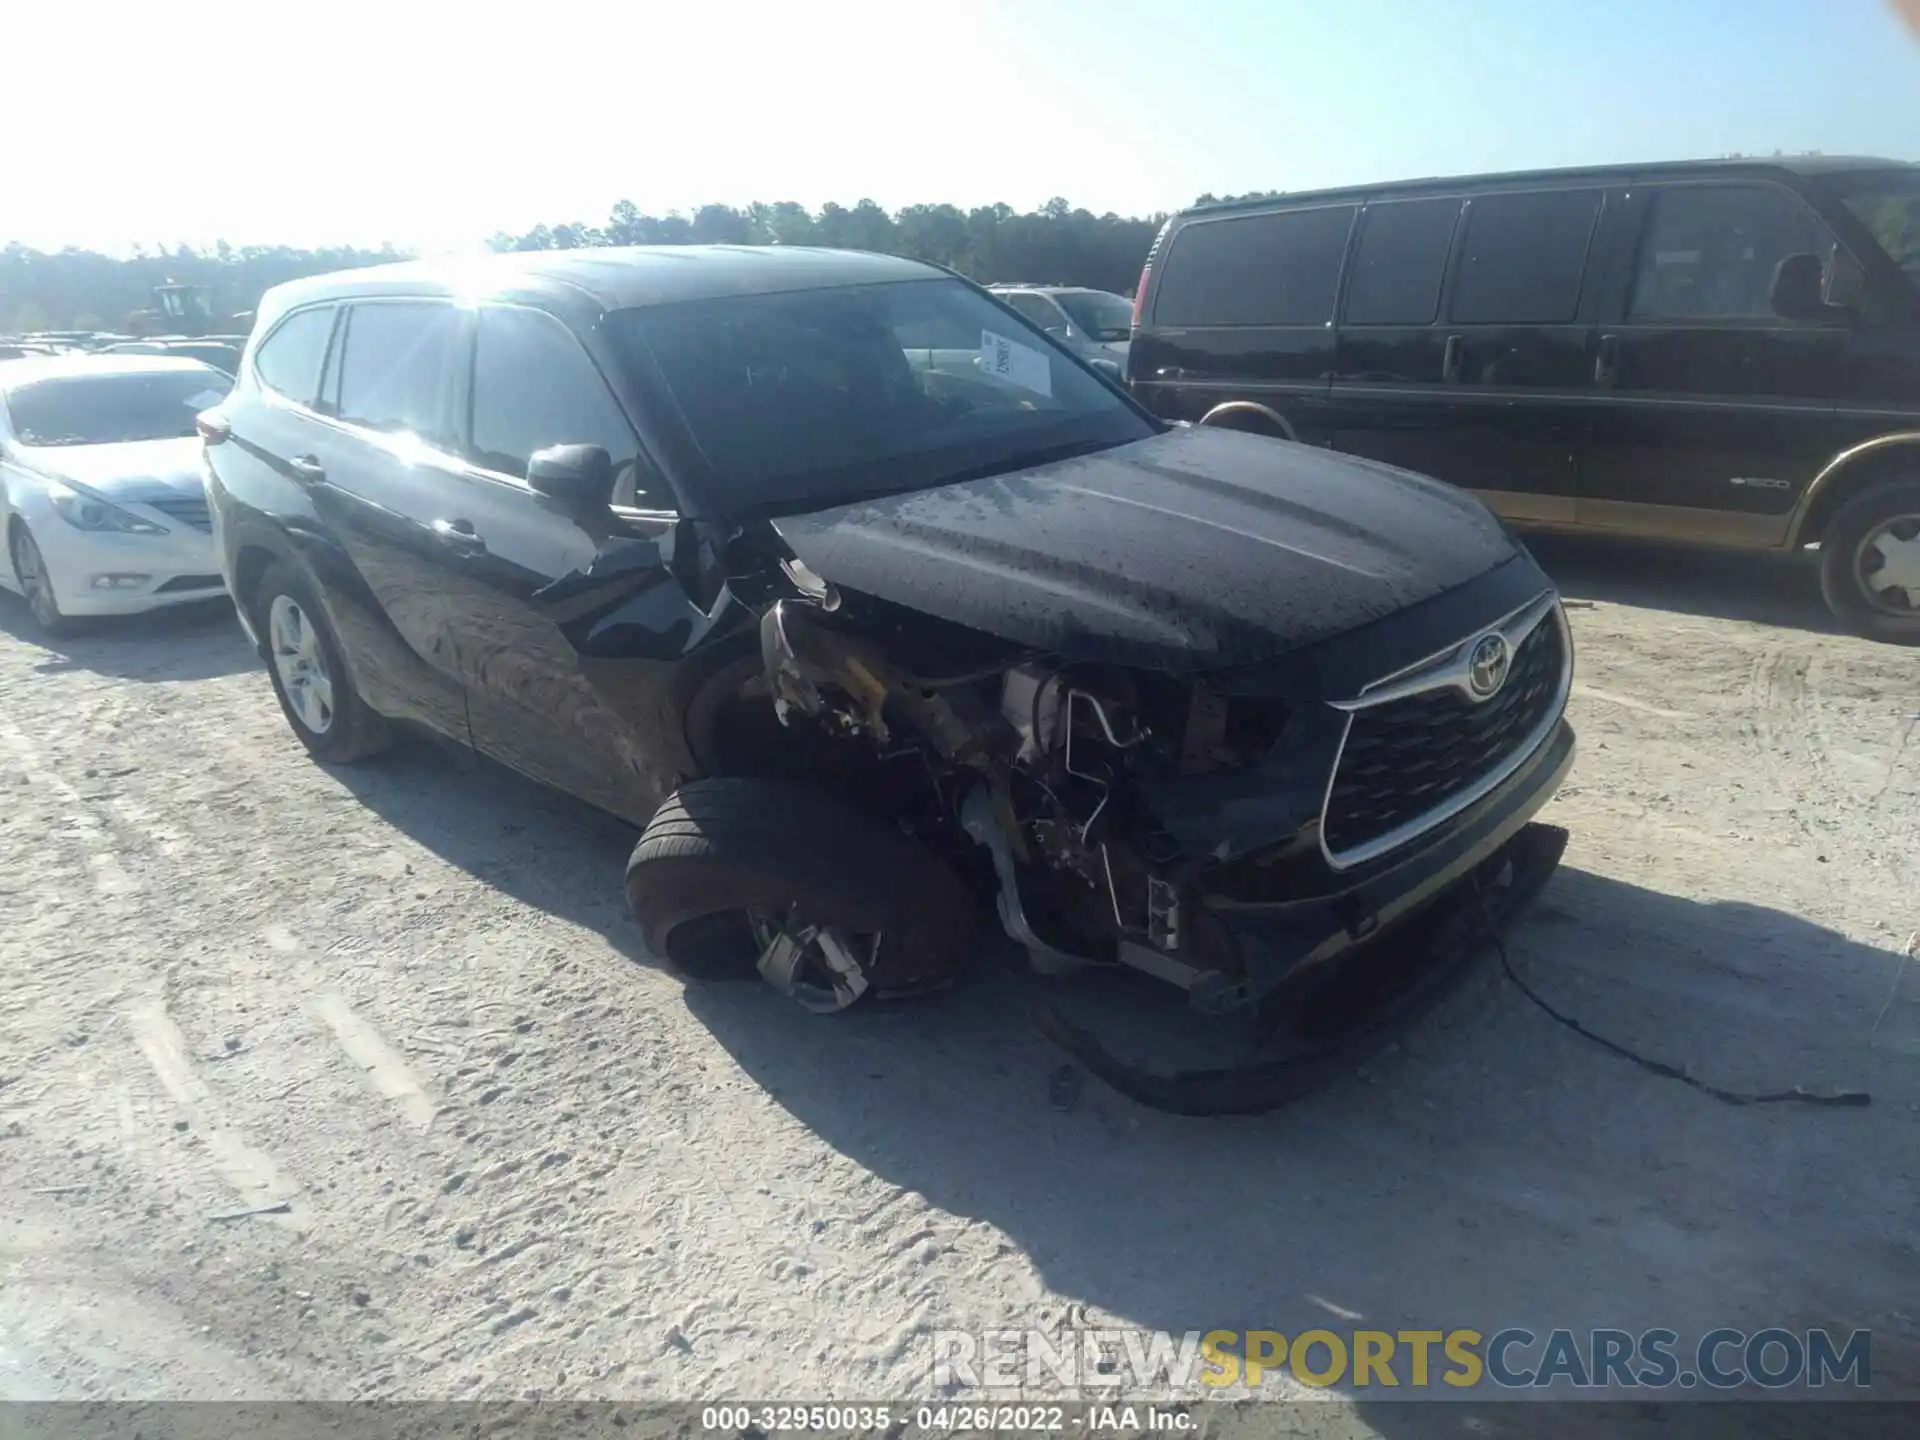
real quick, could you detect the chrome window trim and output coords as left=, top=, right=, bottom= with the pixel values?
left=1318, top=589, right=1573, bottom=872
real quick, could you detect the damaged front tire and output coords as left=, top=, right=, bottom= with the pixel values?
left=625, top=777, right=982, bottom=1005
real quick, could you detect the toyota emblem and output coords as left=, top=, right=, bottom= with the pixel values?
left=1466, top=633, right=1512, bottom=700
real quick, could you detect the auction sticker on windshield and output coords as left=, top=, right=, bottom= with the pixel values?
left=981, top=330, right=1052, bottom=398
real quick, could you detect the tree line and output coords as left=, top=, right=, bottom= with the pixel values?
left=2, top=195, right=1198, bottom=334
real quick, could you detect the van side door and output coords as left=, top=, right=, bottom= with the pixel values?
left=1576, top=181, right=1849, bottom=544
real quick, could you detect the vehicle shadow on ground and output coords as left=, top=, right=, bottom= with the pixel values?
left=325, top=732, right=647, bottom=959
left=678, top=864, right=1919, bottom=1400
left=0, top=593, right=257, bottom=681
left=1523, top=534, right=1842, bottom=635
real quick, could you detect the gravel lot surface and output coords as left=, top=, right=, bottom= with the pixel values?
left=2, top=537, right=1916, bottom=1432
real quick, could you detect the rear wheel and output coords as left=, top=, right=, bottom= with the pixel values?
left=1820, top=480, right=1920, bottom=646
left=625, top=776, right=981, bottom=1009
left=9, top=524, right=75, bottom=637
left=253, top=562, right=390, bottom=761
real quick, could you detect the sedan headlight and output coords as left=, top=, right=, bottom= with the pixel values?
left=50, top=485, right=167, bottom=535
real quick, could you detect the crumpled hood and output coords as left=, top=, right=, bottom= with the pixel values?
left=19, top=438, right=206, bottom=502
left=772, top=425, right=1523, bottom=676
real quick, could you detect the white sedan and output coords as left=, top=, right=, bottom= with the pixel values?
left=0, top=354, right=234, bottom=634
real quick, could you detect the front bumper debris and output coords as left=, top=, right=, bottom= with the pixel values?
left=1032, top=820, right=1571, bottom=1116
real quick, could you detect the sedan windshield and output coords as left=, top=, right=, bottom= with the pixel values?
left=7, top=369, right=232, bottom=446
left=1826, top=169, right=1920, bottom=286
left=611, top=278, right=1152, bottom=515
left=1055, top=289, right=1134, bottom=341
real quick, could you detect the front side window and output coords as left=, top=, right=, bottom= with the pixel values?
left=1153, top=206, right=1356, bottom=327
left=613, top=277, right=1151, bottom=515
left=1628, top=185, right=1830, bottom=322
left=1344, top=197, right=1463, bottom=325
left=1449, top=189, right=1601, bottom=324
left=1823, top=168, right=1920, bottom=287
left=1054, top=290, right=1134, bottom=341
left=254, top=306, right=335, bottom=403
left=469, top=307, right=651, bottom=504
left=333, top=301, right=464, bottom=448
left=5, top=368, right=232, bottom=446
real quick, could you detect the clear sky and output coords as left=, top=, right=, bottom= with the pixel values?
left=10, top=0, right=1918, bottom=254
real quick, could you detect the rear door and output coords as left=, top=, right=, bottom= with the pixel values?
left=300, top=298, right=476, bottom=740
left=438, top=302, right=697, bottom=823
left=1130, top=204, right=1354, bottom=439
left=1577, top=180, right=1850, bottom=544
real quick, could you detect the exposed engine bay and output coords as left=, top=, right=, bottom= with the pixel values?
left=754, top=561, right=1313, bottom=1001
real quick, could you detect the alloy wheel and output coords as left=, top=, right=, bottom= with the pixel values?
left=11, top=529, right=60, bottom=629
left=747, top=907, right=877, bottom=1013
left=1855, top=513, right=1920, bottom=616
left=268, top=594, right=335, bottom=735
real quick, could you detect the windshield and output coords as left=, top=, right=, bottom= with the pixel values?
left=612, top=278, right=1151, bottom=515
left=7, top=369, right=232, bottom=446
left=1827, top=169, right=1920, bottom=286
left=1054, top=290, right=1134, bottom=341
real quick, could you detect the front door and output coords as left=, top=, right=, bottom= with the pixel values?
left=440, top=303, right=726, bottom=824
left=1577, top=181, right=1850, bottom=546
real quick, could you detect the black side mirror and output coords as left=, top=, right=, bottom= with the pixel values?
left=1770, top=252, right=1847, bottom=322
left=527, top=443, right=614, bottom=508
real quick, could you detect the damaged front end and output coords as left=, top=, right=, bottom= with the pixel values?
left=753, top=566, right=1577, bottom=1113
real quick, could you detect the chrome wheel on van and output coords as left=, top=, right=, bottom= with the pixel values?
left=1855, top=513, right=1920, bottom=616
left=268, top=594, right=335, bottom=735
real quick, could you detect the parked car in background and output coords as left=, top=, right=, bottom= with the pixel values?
left=1128, top=156, right=1920, bottom=644
left=1, top=355, right=233, bottom=633
left=204, top=245, right=1574, bottom=1112
left=100, top=337, right=245, bottom=375
left=988, top=283, right=1134, bottom=375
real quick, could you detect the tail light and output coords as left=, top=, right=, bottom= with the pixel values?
left=1131, top=219, right=1173, bottom=329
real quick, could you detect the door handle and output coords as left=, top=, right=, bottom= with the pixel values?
left=288, top=455, right=325, bottom=483
left=1154, top=366, right=1188, bottom=380
left=1441, top=334, right=1463, bottom=384
left=431, top=518, right=487, bottom=554
left=1594, top=334, right=1619, bottom=389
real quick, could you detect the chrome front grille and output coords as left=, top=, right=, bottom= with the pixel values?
left=1320, top=592, right=1571, bottom=869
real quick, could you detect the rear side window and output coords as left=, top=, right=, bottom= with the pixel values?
left=469, top=306, right=649, bottom=502
left=253, top=306, right=334, bottom=404
left=1000, top=292, right=1064, bottom=330
left=1154, top=206, right=1355, bottom=327
left=1628, top=185, right=1830, bottom=321
left=1449, top=190, right=1601, bottom=324
left=334, top=302, right=464, bottom=449
left=1343, top=198, right=1463, bottom=325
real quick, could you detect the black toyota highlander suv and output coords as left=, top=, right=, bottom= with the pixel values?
left=203, top=246, right=1576, bottom=1113
left=1128, top=156, right=1920, bottom=644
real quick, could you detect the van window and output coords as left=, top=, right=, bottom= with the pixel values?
left=470, top=306, right=650, bottom=503
left=1154, top=206, right=1355, bottom=327
left=254, top=306, right=334, bottom=404
left=1449, top=190, right=1601, bottom=324
left=1629, top=185, right=1830, bottom=322
left=334, top=302, right=464, bottom=449
left=1344, top=198, right=1462, bottom=325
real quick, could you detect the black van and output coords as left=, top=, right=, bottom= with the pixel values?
left=1127, top=157, right=1920, bottom=643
